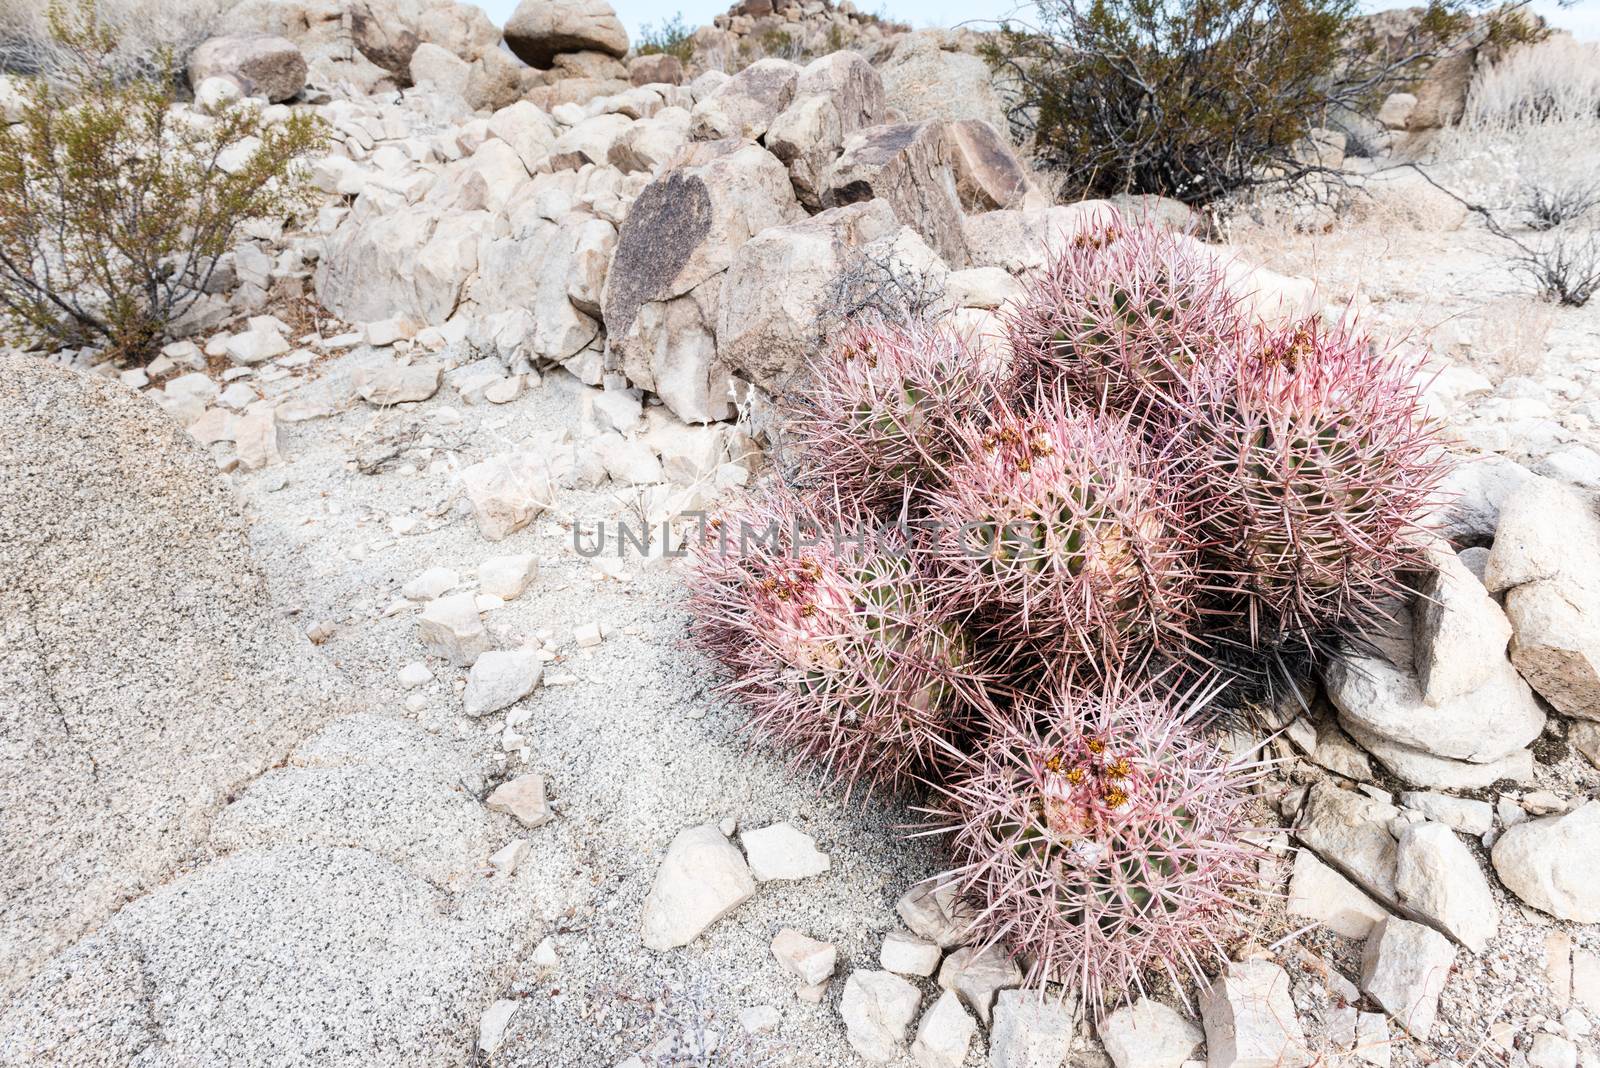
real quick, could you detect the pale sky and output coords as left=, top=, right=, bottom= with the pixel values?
left=476, top=0, right=1598, bottom=42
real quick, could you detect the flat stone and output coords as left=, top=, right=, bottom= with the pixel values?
left=1325, top=644, right=1544, bottom=765
left=1355, top=1012, right=1391, bottom=1068
left=1098, top=997, right=1203, bottom=1068
left=478, top=999, right=518, bottom=1054
left=1200, top=958, right=1311, bottom=1068
left=910, top=988, right=975, bottom=1068
left=463, top=650, right=542, bottom=718
left=988, top=989, right=1076, bottom=1068
left=478, top=554, right=538, bottom=601
left=640, top=825, right=755, bottom=951
left=1342, top=720, right=1537, bottom=789
left=880, top=931, right=942, bottom=977
left=739, top=1004, right=780, bottom=1034
left=739, top=822, right=829, bottom=882
left=936, top=942, right=1022, bottom=1025
left=1394, top=822, right=1498, bottom=952
left=355, top=363, right=441, bottom=405
left=1529, top=1034, right=1579, bottom=1068
left=401, top=565, right=458, bottom=601
left=417, top=593, right=493, bottom=666
left=1287, top=849, right=1388, bottom=940
left=1295, top=782, right=1401, bottom=905
left=840, top=970, right=921, bottom=1063
left=1399, top=792, right=1495, bottom=836
left=1360, top=917, right=1455, bottom=1040
left=485, top=774, right=550, bottom=829
left=771, top=928, right=837, bottom=986
left=1491, top=801, right=1600, bottom=922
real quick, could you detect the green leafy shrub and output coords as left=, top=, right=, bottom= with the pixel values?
left=984, top=0, right=1497, bottom=205
left=0, top=2, right=323, bottom=362
left=636, top=11, right=694, bottom=64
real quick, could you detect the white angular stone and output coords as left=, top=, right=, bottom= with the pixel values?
left=463, top=650, right=542, bottom=718
left=1394, top=822, right=1498, bottom=952
left=417, top=592, right=492, bottom=666
left=1492, top=801, right=1600, bottom=922
left=1355, top=1012, right=1391, bottom=1067
left=1325, top=643, right=1544, bottom=765
left=640, top=825, right=756, bottom=950
left=739, top=822, right=829, bottom=882
left=880, top=931, right=942, bottom=977
left=1098, top=998, right=1203, bottom=1068
left=1360, top=917, right=1454, bottom=1039
left=840, top=970, right=922, bottom=1064
left=478, top=553, right=538, bottom=600
left=936, top=942, right=1021, bottom=1025
left=988, top=989, right=1076, bottom=1068
left=1412, top=542, right=1514, bottom=704
left=398, top=662, right=434, bottom=689
left=1287, top=848, right=1388, bottom=940
left=1399, top=792, right=1495, bottom=836
left=354, top=363, right=441, bottom=406
left=478, top=999, right=518, bottom=1054
left=401, top=566, right=459, bottom=601
left=910, top=989, right=975, bottom=1068
left=738, top=1004, right=780, bottom=1034
left=224, top=329, right=289, bottom=366
left=770, top=928, right=837, bottom=986
left=896, top=877, right=975, bottom=948
left=488, top=838, right=527, bottom=876
left=485, top=773, right=550, bottom=828
left=461, top=453, right=556, bottom=542
left=1530, top=1034, right=1579, bottom=1068
left=1199, top=959, right=1312, bottom=1068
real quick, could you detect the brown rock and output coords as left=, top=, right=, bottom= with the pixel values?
left=826, top=121, right=969, bottom=266
left=187, top=34, right=308, bottom=102
left=629, top=52, right=683, bottom=86
left=946, top=119, right=1032, bottom=211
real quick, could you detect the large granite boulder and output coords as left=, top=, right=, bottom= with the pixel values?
left=601, top=140, right=804, bottom=422
left=504, top=0, right=628, bottom=69
left=0, top=354, right=345, bottom=998
left=187, top=33, right=308, bottom=102
left=879, top=30, right=1011, bottom=136
left=765, top=50, right=885, bottom=208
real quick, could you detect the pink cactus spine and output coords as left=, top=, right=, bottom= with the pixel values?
left=786, top=315, right=997, bottom=515
left=1005, top=214, right=1244, bottom=419
left=918, top=393, right=1200, bottom=678
left=1179, top=316, right=1451, bottom=654
left=687, top=484, right=985, bottom=796
left=932, top=676, right=1268, bottom=1018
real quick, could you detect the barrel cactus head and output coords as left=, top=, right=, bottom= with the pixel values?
left=689, top=484, right=983, bottom=796
left=920, top=396, right=1200, bottom=676
left=1006, top=217, right=1243, bottom=419
left=935, top=678, right=1267, bottom=1018
left=1181, top=316, right=1450, bottom=660
left=787, top=315, right=997, bottom=516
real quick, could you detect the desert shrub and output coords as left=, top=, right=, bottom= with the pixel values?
left=1460, top=35, right=1600, bottom=131
left=0, top=3, right=323, bottom=361
left=0, top=0, right=239, bottom=75
left=983, top=0, right=1505, bottom=205
left=689, top=214, right=1450, bottom=1011
left=1429, top=36, right=1600, bottom=306
left=636, top=12, right=694, bottom=64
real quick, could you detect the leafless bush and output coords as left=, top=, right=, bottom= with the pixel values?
left=1460, top=35, right=1600, bottom=131
left=818, top=245, right=947, bottom=337
left=1475, top=295, right=1555, bottom=378
left=0, top=0, right=240, bottom=75
left=1522, top=174, right=1600, bottom=231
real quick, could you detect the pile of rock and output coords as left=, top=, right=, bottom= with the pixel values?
left=684, top=0, right=906, bottom=75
